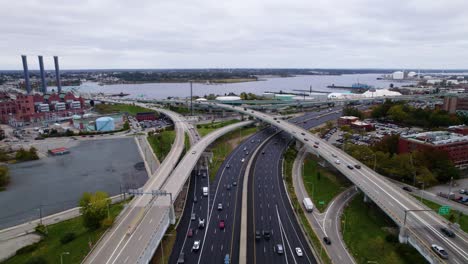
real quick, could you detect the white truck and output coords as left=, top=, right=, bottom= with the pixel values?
left=303, top=197, right=314, bottom=212
left=203, top=187, right=208, bottom=197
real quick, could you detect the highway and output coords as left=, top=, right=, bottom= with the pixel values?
left=205, top=102, right=468, bottom=264
left=170, top=127, right=277, bottom=264
left=85, top=118, right=252, bottom=263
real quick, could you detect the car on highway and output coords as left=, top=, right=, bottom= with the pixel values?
left=251, top=139, right=254, bottom=143
left=192, top=240, right=201, bottom=252
left=219, top=220, right=225, bottom=229
left=314, top=141, right=319, bottom=145
left=187, top=228, right=193, bottom=237
left=323, top=236, right=331, bottom=245
left=233, top=181, right=237, bottom=186
left=354, top=164, right=361, bottom=169
left=431, top=244, right=448, bottom=259
left=304, top=138, right=309, bottom=141
left=245, top=151, right=249, bottom=155
left=241, top=158, right=245, bottom=163
left=191, top=213, right=196, bottom=221
left=332, top=153, right=337, bottom=158
left=402, top=186, right=412, bottom=192
left=255, top=230, right=261, bottom=240
left=301, top=132, right=305, bottom=136
left=335, top=160, right=341, bottom=165
left=177, top=253, right=185, bottom=263
left=440, top=227, right=455, bottom=238
left=198, top=218, right=205, bottom=229
left=226, top=164, right=230, bottom=169
left=263, top=230, right=271, bottom=240
left=313, top=145, right=318, bottom=148
left=192, top=151, right=196, bottom=154
left=218, top=203, right=223, bottom=210
left=347, top=165, right=354, bottom=170
left=193, top=196, right=197, bottom=203
left=227, top=184, right=232, bottom=190
left=261, top=151, right=265, bottom=154
left=295, top=247, right=303, bottom=257
left=275, top=244, right=284, bottom=254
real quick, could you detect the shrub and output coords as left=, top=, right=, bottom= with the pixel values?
left=35, top=224, right=48, bottom=236
left=25, top=256, right=47, bottom=264
left=101, top=217, right=114, bottom=228
left=60, top=232, right=76, bottom=244
left=16, top=242, right=39, bottom=255
left=385, top=234, right=399, bottom=243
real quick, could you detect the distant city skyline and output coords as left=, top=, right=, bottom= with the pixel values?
left=1, top=0, right=468, bottom=70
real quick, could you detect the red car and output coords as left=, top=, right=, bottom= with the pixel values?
left=187, top=228, right=193, bottom=237
left=219, top=220, right=225, bottom=229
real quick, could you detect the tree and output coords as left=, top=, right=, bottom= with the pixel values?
left=79, top=191, right=110, bottom=230
left=372, top=134, right=400, bottom=156
left=387, top=105, right=408, bottom=123
left=123, top=121, right=130, bottom=130
left=343, top=106, right=364, bottom=119
left=0, top=165, right=10, bottom=189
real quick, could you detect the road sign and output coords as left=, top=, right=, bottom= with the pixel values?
left=319, top=201, right=325, bottom=205
left=438, top=206, right=451, bottom=215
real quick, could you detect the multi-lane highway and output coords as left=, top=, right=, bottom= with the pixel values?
left=206, top=102, right=468, bottom=264
left=170, top=127, right=277, bottom=264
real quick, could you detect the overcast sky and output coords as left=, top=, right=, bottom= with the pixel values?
left=1, top=0, right=468, bottom=70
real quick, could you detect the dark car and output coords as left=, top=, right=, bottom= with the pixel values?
left=402, top=186, right=412, bottom=192
left=304, top=138, right=309, bottom=141
left=354, top=164, right=361, bottom=169
left=313, top=145, right=318, bottom=148
left=347, top=165, right=354, bottom=170
left=255, top=230, right=261, bottom=240
left=263, top=230, right=271, bottom=240
left=440, top=227, right=455, bottom=238
left=323, top=236, right=331, bottom=245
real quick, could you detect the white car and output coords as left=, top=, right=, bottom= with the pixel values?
left=192, top=151, right=196, bottom=154
left=192, top=240, right=201, bottom=252
left=241, top=158, right=245, bottom=163
left=335, top=160, right=341, bottom=165
left=295, top=247, right=303, bottom=257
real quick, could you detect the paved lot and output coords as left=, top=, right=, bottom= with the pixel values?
left=0, top=138, right=148, bottom=229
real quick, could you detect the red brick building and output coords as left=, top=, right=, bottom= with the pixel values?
left=398, top=131, right=468, bottom=169
left=338, top=116, right=359, bottom=126
left=442, top=96, right=468, bottom=114
left=136, top=112, right=157, bottom=122
left=350, top=121, right=374, bottom=131
left=0, top=92, right=85, bottom=124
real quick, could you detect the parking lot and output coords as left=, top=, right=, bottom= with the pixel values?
left=0, top=138, right=148, bottom=229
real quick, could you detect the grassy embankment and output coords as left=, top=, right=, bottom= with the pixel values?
left=147, top=129, right=176, bottom=162
left=208, top=126, right=258, bottom=182
left=342, top=193, right=427, bottom=264
left=94, top=104, right=156, bottom=115
left=283, top=147, right=332, bottom=264
left=4, top=200, right=129, bottom=264
left=303, top=155, right=350, bottom=212
left=418, top=197, right=467, bottom=233
left=197, top=119, right=240, bottom=137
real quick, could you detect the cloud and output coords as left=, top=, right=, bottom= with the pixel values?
left=0, top=0, right=467, bottom=69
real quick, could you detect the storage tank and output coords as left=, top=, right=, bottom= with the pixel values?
left=95, top=116, right=115, bottom=131
left=392, top=71, right=404, bottom=80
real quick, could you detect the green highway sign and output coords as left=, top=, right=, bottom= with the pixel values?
left=438, top=206, right=451, bottom=215
left=319, top=201, right=325, bottom=205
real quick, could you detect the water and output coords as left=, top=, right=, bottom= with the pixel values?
left=69, top=73, right=416, bottom=99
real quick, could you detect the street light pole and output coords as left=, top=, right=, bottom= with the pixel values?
left=60, top=252, right=70, bottom=264
left=448, top=177, right=453, bottom=201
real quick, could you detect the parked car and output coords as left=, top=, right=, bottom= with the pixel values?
left=323, top=236, right=331, bottom=245
left=440, top=227, right=455, bottom=238
left=431, top=244, right=448, bottom=259
left=460, top=189, right=466, bottom=194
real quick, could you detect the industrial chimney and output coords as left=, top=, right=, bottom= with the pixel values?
left=38, top=55, right=47, bottom=94
left=21, top=55, right=31, bottom=94
left=54, top=56, right=61, bottom=93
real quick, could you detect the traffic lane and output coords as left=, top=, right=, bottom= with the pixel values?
left=199, top=129, right=273, bottom=263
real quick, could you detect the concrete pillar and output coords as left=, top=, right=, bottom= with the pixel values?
left=363, top=194, right=369, bottom=203
left=222, top=109, right=226, bottom=117
left=169, top=204, right=176, bottom=225
left=295, top=140, right=303, bottom=151
left=398, top=226, right=408, bottom=244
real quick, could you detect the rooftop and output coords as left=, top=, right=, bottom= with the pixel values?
left=401, top=131, right=468, bottom=145
left=340, top=116, right=359, bottom=120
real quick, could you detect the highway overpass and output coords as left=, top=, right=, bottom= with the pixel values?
left=203, top=101, right=468, bottom=264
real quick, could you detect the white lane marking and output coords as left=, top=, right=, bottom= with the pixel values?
left=138, top=235, right=142, bottom=241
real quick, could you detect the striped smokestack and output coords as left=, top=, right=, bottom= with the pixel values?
left=21, top=55, right=31, bottom=94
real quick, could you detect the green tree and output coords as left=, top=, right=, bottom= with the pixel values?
left=0, top=165, right=10, bottom=189
left=372, top=134, right=400, bottom=156
left=123, top=121, right=130, bottom=130
left=79, top=191, right=110, bottom=230
left=387, top=105, right=408, bottom=123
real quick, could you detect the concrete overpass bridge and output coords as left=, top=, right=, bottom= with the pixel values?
left=202, top=101, right=468, bottom=264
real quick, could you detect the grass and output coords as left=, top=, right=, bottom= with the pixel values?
left=342, top=193, right=427, bottom=264
left=418, top=197, right=468, bottom=233
left=283, top=147, right=332, bottom=264
left=197, top=119, right=240, bottom=137
left=208, top=126, right=258, bottom=182
left=4, top=200, right=128, bottom=264
left=94, top=103, right=156, bottom=115
left=302, top=155, right=350, bottom=212
left=147, top=129, right=176, bottom=162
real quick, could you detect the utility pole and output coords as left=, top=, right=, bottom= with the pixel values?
left=448, top=177, right=453, bottom=201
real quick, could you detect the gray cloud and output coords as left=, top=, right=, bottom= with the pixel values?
left=1, top=0, right=467, bottom=69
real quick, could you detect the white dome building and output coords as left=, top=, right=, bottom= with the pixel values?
left=362, top=89, right=401, bottom=98
left=215, top=96, right=242, bottom=102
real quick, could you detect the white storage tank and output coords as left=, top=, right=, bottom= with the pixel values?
left=95, top=116, right=115, bottom=131
left=392, top=71, right=404, bottom=80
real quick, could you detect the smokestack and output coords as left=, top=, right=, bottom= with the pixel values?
left=54, top=56, right=61, bottom=93
left=21, top=55, right=31, bottom=94
left=38, top=55, right=47, bottom=94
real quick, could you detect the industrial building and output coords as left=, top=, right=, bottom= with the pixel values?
left=398, top=131, right=468, bottom=169
left=442, top=96, right=468, bottom=115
